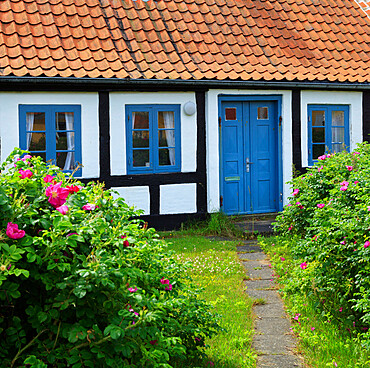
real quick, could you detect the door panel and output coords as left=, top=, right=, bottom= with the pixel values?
left=221, top=99, right=278, bottom=215
left=221, top=102, right=244, bottom=214
left=250, top=101, right=277, bottom=213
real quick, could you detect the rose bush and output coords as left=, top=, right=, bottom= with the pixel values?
left=0, top=148, right=221, bottom=367
left=274, top=142, right=370, bottom=343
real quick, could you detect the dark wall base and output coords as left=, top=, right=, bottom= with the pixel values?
left=138, top=213, right=208, bottom=231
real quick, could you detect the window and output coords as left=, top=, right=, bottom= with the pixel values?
left=19, top=105, right=81, bottom=173
left=126, top=104, right=181, bottom=174
left=308, top=105, right=349, bottom=165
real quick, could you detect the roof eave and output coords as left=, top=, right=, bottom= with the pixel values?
left=0, top=76, right=369, bottom=91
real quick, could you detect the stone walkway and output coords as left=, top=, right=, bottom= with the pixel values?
left=237, top=240, right=303, bottom=368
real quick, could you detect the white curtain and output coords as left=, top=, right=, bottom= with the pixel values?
left=163, top=112, right=175, bottom=165
left=26, top=113, right=35, bottom=150
left=63, top=113, right=74, bottom=170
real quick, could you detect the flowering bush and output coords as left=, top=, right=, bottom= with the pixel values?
left=0, top=149, right=221, bottom=367
left=274, top=143, right=370, bottom=341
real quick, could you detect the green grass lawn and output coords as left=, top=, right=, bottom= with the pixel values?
left=164, top=234, right=257, bottom=368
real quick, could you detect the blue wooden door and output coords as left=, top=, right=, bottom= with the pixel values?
left=221, top=100, right=278, bottom=215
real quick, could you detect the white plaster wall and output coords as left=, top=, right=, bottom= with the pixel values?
left=110, top=92, right=197, bottom=175
left=301, top=91, right=363, bottom=167
left=160, top=183, right=197, bottom=214
left=206, top=89, right=293, bottom=211
left=111, top=186, right=150, bottom=215
left=0, top=92, right=99, bottom=178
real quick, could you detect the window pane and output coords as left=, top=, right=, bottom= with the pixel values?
left=27, top=132, right=46, bottom=151
left=225, top=108, right=236, bottom=121
left=158, top=130, right=175, bottom=147
left=133, top=131, right=149, bottom=148
left=258, top=107, right=268, bottom=120
left=56, top=112, right=74, bottom=131
left=332, top=127, right=344, bottom=143
left=133, top=112, right=149, bottom=129
left=312, top=145, right=325, bottom=159
left=133, top=150, right=150, bottom=167
left=312, top=111, right=325, bottom=126
left=56, top=151, right=75, bottom=170
left=332, top=111, right=344, bottom=126
left=56, top=132, right=74, bottom=150
left=26, top=112, right=45, bottom=131
left=158, top=111, right=174, bottom=129
left=159, top=148, right=175, bottom=166
left=312, top=127, right=325, bottom=143
left=332, top=143, right=345, bottom=153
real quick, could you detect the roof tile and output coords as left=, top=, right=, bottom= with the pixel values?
left=0, top=0, right=369, bottom=83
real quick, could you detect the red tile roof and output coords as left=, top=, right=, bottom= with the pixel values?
left=0, top=0, right=370, bottom=83
left=356, top=0, right=370, bottom=17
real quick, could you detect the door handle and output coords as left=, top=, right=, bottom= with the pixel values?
left=246, top=158, right=253, bottom=172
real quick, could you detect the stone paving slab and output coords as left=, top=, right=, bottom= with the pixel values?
left=258, top=354, right=302, bottom=367
left=244, top=279, right=275, bottom=290
left=254, top=303, right=287, bottom=318
left=235, top=220, right=275, bottom=234
left=255, top=317, right=292, bottom=335
left=236, top=244, right=263, bottom=252
left=238, top=252, right=266, bottom=260
left=246, top=290, right=283, bottom=304
left=242, top=261, right=274, bottom=280
left=253, top=334, right=297, bottom=355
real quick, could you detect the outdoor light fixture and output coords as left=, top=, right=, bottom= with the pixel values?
left=183, top=101, right=196, bottom=116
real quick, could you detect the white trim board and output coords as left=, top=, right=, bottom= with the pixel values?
left=301, top=91, right=363, bottom=168
left=0, top=92, right=99, bottom=178
left=109, top=92, right=197, bottom=176
left=206, top=89, right=293, bottom=211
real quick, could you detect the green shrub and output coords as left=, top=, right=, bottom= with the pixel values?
left=274, top=143, right=370, bottom=343
left=0, top=149, right=221, bottom=367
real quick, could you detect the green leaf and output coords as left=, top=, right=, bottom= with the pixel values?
left=37, top=311, right=48, bottom=323
left=27, top=253, right=37, bottom=262
left=73, top=286, right=86, bottom=299
left=40, top=218, right=51, bottom=229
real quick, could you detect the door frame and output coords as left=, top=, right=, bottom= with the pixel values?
left=218, top=94, right=284, bottom=214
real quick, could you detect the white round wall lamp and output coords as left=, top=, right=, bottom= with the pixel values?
left=183, top=101, right=196, bottom=116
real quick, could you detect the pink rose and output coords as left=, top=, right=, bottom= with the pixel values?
left=318, top=155, right=327, bottom=160
left=43, top=175, right=55, bottom=183
left=364, top=241, right=370, bottom=249
left=346, top=165, right=353, bottom=171
left=300, top=262, right=307, bottom=269
left=19, top=169, right=33, bottom=179
left=317, top=203, right=325, bottom=209
left=82, top=203, right=97, bottom=211
left=56, top=205, right=69, bottom=215
left=6, top=222, right=25, bottom=240
left=340, top=186, right=348, bottom=191
left=292, top=189, right=299, bottom=196
left=45, top=182, right=70, bottom=208
left=160, top=278, right=173, bottom=291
